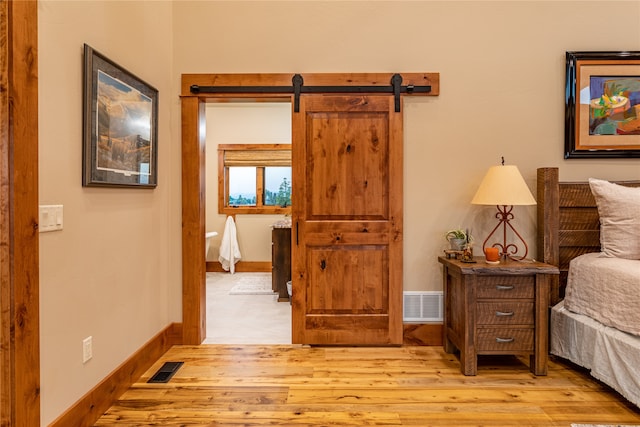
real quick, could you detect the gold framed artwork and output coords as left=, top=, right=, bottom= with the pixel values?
left=565, top=51, right=640, bottom=159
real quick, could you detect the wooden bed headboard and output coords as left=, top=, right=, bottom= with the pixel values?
left=536, top=167, right=640, bottom=305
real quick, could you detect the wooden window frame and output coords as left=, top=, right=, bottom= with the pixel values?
left=218, top=143, right=292, bottom=215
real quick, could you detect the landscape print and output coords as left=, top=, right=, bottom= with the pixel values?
left=96, top=70, right=153, bottom=177
left=589, top=76, right=640, bottom=136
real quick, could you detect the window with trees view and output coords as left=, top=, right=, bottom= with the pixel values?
left=218, top=144, right=291, bottom=215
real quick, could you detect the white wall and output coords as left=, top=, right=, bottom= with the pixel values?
left=38, top=1, right=179, bottom=425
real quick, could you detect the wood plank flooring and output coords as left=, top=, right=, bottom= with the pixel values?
left=94, top=345, right=640, bottom=426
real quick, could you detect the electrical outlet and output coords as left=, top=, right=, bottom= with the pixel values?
left=82, top=336, right=92, bottom=363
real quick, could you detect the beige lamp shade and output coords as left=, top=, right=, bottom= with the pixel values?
left=471, top=165, right=536, bottom=206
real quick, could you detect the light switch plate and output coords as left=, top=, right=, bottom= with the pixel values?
left=39, top=205, right=63, bottom=232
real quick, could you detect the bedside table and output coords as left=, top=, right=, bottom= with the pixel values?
left=438, top=256, right=558, bottom=376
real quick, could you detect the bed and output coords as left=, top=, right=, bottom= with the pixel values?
left=536, top=167, right=640, bottom=407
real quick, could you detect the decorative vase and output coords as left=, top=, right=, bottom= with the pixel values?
left=449, top=238, right=466, bottom=251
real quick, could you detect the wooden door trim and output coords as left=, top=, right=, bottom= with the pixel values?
left=180, top=73, right=439, bottom=345
left=182, top=73, right=440, bottom=97
left=0, top=1, right=41, bottom=425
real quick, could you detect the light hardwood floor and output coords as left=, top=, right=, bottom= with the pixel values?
left=94, top=345, right=640, bottom=426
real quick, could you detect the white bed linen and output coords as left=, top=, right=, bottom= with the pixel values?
left=564, top=253, right=640, bottom=336
left=551, top=301, right=640, bottom=407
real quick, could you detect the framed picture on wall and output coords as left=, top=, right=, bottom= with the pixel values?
left=565, top=50, right=640, bottom=159
left=83, top=44, right=159, bottom=187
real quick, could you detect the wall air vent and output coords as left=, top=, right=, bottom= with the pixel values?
left=403, top=291, right=443, bottom=322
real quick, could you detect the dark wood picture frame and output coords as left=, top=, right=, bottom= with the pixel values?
left=83, top=44, right=158, bottom=187
left=565, top=51, right=640, bottom=159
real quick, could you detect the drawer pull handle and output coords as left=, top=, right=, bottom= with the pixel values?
left=496, top=337, right=515, bottom=343
left=496, top=285, right=514, bottom=291
left=496, top=311, right=514, bottom=317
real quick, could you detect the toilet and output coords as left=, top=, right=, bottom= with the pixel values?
left=205, top=231, right=218, bottom=259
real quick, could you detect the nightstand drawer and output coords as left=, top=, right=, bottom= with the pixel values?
left=476, top=276, right=534, bottom=299
left=476, top=328, right=534, bottom=352
left=476, top=302, right=533, bottom=325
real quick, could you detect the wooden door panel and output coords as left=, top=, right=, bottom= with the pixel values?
left=302, top=221, right=389, bottom=245
left=307, top=246, right=388, bottom=314
left=306, top=112, right=388, bottom=219
left=292, top=94, right=402, bottom=345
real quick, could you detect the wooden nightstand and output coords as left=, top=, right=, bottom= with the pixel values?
left=438, top=256, right=558, bottom=376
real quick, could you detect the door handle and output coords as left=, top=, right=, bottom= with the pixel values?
left=496, top=337, right=515, bottom=343
left=320, top=259, right=326, bottom=270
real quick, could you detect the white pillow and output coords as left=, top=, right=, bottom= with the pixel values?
left=588, top=178, right=640, bottom=260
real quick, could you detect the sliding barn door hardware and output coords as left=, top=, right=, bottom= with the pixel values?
left=189, top=73, right=431, bottom=112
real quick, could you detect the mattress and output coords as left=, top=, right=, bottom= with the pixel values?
left=551, top=301, right=640, bottom=407
left=564, top=253, right=640, bottom=336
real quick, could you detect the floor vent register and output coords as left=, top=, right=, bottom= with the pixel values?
left=147, top=361, right=184, bottom=383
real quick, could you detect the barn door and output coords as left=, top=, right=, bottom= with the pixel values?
left=291, top=94, right=403, bottom=345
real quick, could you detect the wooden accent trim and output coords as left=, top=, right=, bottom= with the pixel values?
left=221, top=206, right=292, bottom=215
left=536, top=168, right=558, bottom=267
left=0, top=1, right=41, bottom=425
left=256, top=166, right=264, bottom=208
left=181, top=73, right=440, bottom=97
left=206, top=261, right=272, bottom=273
left=218, top=145, right=226, bottom=214
left=220, top=143, right=292, bottom=165
left=389, top=97, right=404, bottom=345
left=536, top=167, right=559, bottom=306
left=49, top=323, right=182, bottom=427
left=182, top=97, right=207, bottom=345
left=403, top=324, right=443, bottom=346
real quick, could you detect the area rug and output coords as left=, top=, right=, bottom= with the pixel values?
left=228, top=274, right=274, bottom=295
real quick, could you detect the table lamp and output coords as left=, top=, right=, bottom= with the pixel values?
left=471, top=161, right=536, bottom=260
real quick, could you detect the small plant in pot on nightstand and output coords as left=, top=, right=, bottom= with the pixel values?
left=445, top=229, right=472, bottom=251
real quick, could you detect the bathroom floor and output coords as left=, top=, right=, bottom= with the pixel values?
left=203, top=272, right=291, bottom=344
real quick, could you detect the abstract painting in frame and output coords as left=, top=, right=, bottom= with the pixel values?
left=83, top=44, right=158, bottom=187
left=565, top=51, right=640, bottom=158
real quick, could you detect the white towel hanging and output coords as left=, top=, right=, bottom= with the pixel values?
left=218, top=216, right=241, bottom=274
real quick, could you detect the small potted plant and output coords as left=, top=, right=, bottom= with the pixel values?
left=445, top=229, right=471, bottom=251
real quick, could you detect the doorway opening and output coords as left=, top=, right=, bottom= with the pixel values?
left=203, top=101, right=292, bottom=344
left=181, top=73, right=438, bottom=345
